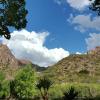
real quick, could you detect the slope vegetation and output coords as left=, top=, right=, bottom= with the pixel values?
left=44, top=47, right=100, bottom=83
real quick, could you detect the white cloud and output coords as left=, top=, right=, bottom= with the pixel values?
left=67, top=0, right=90, bottom=10
left=68, top=14, right=100, bottom=32
left=86, top=33, right=100, bottom=50
left=3, top=30, right=69, bottom=67
left=76, top=52, right=82, bottom=55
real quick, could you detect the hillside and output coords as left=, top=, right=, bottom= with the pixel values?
left=0, top=44, right=100, bottom=83
left=44, top=47, right=100, bottom=83
left=0, top=44, right=45, bottom=79
left=0, top=44, right=20, bottom=79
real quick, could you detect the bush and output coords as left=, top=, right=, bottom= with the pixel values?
left=63, top=87, right=78, bottom=100
left=79, top=69, right=89, bottom=74
left=10, top=64, right=37, bottom=99
left=36, top=77, right=53, bottom=100
left=0, top=71, right=10, bottom=99
left=0, top=80, right=10, bottom=99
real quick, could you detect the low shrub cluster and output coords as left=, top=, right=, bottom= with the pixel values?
left=0, top=65, right=100, bottom=100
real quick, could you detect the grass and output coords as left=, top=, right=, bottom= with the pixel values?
left=48, top=83, right=100, bottom=100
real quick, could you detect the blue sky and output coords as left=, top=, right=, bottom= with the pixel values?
left=2, top=0, right=100, bottom=67
left=25, top=0, right=98, bottom=53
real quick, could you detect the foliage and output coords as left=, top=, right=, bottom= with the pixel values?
left=0, top=68, right=100, bottom=99
left=48, top=83, right=100, bottom=100
left=0, top=80, right=10, bottom=99
left=0, top=71, right=10, bottom=99
left=78, top=69, right=89, bottom=74
left=89, top=0, right=100, bottom=15
left=0, top=0, right=28, bottom=39
left=10, top=65, right=36, bottom=99
left=0, top=71, right=5, bottom=81
left=36, top=77, right=53, bottom=100
left=63, top=87, right=78, bottom=100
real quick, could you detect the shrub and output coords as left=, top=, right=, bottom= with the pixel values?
left=63, top=87, right=79, bottom=100
left=36, top=77, right=53, bottom=100
left=10, top=64, right=37, bottom=99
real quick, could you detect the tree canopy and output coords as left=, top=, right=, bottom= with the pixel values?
left=10, top=65, right=36, bottom=99
left=90, top=0, right=100, bottom=15
left=0, top=0, right=28, bottom=39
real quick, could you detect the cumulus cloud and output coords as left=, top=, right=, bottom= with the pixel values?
left=76, top=52, right=82, bottom=55
left=86, top=33, right=100, bottom=50
left=2, top=30, right=69, bottom=67
left=55, top=0, right=91, bottom=10
left=67, top=0, right=90, bottom=10
left=68, top=14, right=100, bottom=32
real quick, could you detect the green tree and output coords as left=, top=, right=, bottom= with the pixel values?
left=90, top=0, right=100, bottom=15
left=0, top=0, right=28, bottom=39
left=0, top=71, right=10, bottom=99
left=36, top=77, right=52, bottom=100
left=10, top=65, right=36, bottom=99
left=0, top=81, right=10, bottom=99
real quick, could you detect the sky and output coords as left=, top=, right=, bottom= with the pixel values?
left=25, top=0, right=100, bottom=52
left=2, top=0, right=100, bottom=67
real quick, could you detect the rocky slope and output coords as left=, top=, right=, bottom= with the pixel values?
left=0, top=44, right=19, bottom=68
left=0, top=44, right=45, bottom=79
left=44, top=47, right=100, bottom=83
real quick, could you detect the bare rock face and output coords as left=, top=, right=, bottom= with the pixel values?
left=0, top=44, right=33, bottom=79
left=0, top=44, right=44, bottom=79
left=17, top=60, right=32, bottom=66
left=88, top=46, right=100, bottom=55
left=0, top=44, right=19, bottom=70
left=0, top=44, right=20, bottom=79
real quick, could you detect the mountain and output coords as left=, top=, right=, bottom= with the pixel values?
left=0, top=44, right=19, bottom=68
left=0, top=44, right=45, bottom=79
left=1, top=44, right=100, bottom=83
left=17, top=60, right=46, bottom=71
left=0, top=44, right=20, bottom=79
left=44, top=47, right=100, bottom=83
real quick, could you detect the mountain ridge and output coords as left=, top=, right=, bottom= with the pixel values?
left=0, top=44, right=45, bottom=79
left=0, top=44, right=100, bottom=83
left=44, top=47, right=100, bottom=83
